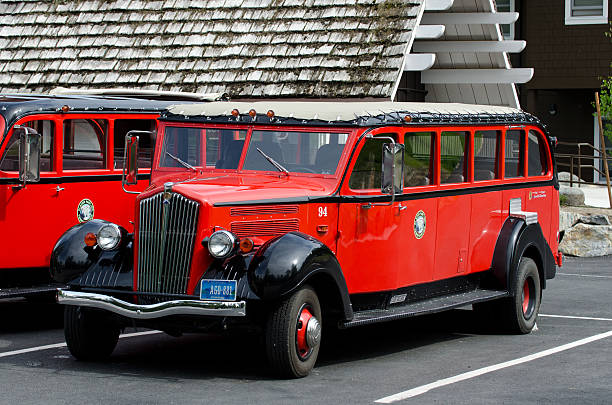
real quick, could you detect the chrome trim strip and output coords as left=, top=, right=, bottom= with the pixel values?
left=57, top=290, right=246, bottom=318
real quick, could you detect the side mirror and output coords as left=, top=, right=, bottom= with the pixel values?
left=381, top=143, right=404, bottom=195
left=17, top=126, right=41, bottom=187
left=123, top=132, right=139, bottom=186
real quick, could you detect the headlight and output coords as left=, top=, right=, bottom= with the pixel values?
left=97, top=223, right=122, bottom=250
left=208, top=230, right=238, bottom=259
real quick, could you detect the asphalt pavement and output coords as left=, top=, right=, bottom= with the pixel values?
left=0, top=256, right=610, bottom=404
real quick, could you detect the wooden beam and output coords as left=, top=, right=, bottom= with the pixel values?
left=415, top=25, right=446, bottom=39
left=412, top=40, right=526, bottom=53
left=424, top=0, right=454, bottom=11
left=421, top=12, right=520, bottom=25
left=403, top=54, right=436, bottom=71
left=421, top=68, right=534, bottom=84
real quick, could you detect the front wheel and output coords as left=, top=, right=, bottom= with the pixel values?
left=64, top=305, right=120, bottom=361
left=503, top=257, right=542, bottom=334
left=265, top=285, right=322, bottom=378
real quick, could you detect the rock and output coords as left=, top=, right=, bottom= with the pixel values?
left=559, top=224, right=612, bottom=257
left=558, top=171, right=581, bottom=185
left=559, top=186, right=585, bottom=206
left=559, top=210, right=581, bottom=231
left=576, top=214, right=611, bottom=226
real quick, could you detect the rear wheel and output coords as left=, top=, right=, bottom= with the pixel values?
left=265, top=286, right=322, bottom=378
left=64, top=305, right=120, bottom=361
left=504, top=257, right=541, bottom=334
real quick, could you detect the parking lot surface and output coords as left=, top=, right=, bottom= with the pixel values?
left=0, top=256, right=610, bottom=404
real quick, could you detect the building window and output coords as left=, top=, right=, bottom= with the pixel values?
left=565, top=0, right=608, bottom=25
left=496, top=0, right=515, bottom=40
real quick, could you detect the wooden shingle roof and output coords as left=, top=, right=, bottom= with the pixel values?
left=0, top=0, right=422, bottom=99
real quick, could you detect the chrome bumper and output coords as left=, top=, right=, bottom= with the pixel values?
left=57, top=290, right=246, bottom=319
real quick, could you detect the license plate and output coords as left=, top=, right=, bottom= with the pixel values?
left=200, top=279, right=237, bottom=301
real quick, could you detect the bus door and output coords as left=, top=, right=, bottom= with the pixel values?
left=396, top=131, right=437, bottom=287
left=433, top=130, right=472, bottom=281
left=337, top=130, right=403, bottom=293
left=0, top=118, right=62, bottom=270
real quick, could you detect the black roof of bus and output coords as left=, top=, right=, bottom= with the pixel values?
left=0, top=93, right=222, bottom=129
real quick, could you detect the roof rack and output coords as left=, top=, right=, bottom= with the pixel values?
left=49, top=87, right=229, bottom=102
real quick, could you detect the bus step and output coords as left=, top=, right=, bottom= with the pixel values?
left=0, top=285, right=62, bottom=300
left=342, top=288, right=509, bottom=328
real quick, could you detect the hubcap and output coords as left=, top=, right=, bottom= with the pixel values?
left=296, top=306, right=320, bottom=360
left=522, top=281, right=530, bottom=314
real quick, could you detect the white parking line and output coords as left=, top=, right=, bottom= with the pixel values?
left=540, top=314, right=612, bottom=322
left=374, top=330, right=612, bottom=403
left=558, top=273, right=612, bottom=279
left=0, top=330, right=161, bottom=359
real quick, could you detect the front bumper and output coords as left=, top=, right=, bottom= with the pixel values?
left=57, top=289, right=246, bottom=319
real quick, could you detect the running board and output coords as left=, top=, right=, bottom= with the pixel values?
left=342, top=289, right=509, bottom=328
left=0, top=285, right=62, bottom=299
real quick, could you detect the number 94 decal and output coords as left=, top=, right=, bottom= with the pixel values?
left=318, top=206, right=328, bottom=217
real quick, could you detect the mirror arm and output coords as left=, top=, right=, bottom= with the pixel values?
left=361, top=135, right=398, bottom=209
left=121, top=130, right=153, bottom=195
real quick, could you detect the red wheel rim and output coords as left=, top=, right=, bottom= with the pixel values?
left=296, top=306, right=313, bottom=360
left=522, top=280, right=530, bottom=314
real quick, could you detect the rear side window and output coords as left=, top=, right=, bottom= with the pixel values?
left=440, top=131, right=468, bottom=184
left=0, top=120, right=55, bottom=172
left=504, top=130, right=525, bottom=178
left=528, top=130, right=547, bottom=176
left=63, top=119, right=107, bottom=170
left=474, top=130, right=500, bottom=181
left=113, top=119, right=156, bottom=169
left=404, top=132, right=434, bottom=187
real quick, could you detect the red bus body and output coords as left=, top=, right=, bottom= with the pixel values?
left=53, top=101, right=560, bottom=377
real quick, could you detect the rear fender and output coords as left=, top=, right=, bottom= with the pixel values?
left=491, top=218, right=556, bottom=293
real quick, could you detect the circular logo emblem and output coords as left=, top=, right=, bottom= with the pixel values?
left=414, top=210, right=426, bottom=239
left=77, top=199, right=94, bottom=223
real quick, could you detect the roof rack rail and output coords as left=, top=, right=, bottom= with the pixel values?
left=49, top=87, right=229, bottom=102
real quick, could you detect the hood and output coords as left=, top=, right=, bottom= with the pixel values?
left=141, top=172, right=340, bottom=205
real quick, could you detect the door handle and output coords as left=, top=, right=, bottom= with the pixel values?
left=398, top=203, right=407, bottom=212
left=55, top=186, right=65, bottom=193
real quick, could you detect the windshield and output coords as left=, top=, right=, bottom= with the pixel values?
left=159, top=126, right=348, bottom=175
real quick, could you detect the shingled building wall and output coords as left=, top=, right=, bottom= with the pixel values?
left=0, top=0, right=422, bottom=99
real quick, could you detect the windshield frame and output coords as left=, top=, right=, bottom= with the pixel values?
left=154, top=122, right=356, bottom=178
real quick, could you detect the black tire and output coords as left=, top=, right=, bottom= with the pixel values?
left=265, top=285, right=322, bottom=378
left=502, top=257, right=542, bottom=334
left=64, top=305, right=120, bottom=361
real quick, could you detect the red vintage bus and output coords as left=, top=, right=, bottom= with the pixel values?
left=50, top=101, right=560, bottom=378
left=0, top=92, right=223, bottom=298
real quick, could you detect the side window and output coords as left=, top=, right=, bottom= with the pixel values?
left=504, top=130, right=525, bottom=178
left=63, top=119, right=107, bottom=170
left=113, top=119, right=156, bottom=169
left=404, top=132, right=434, bottom=187
left=528, top=130, right=547, bottom=176
left=474, top=130, right=500, bottom=181
left=440, top=131, right=468, bottom=184
left=0, top=120, right=55, bottom=172
left=349, top=134, right=397, bottom=190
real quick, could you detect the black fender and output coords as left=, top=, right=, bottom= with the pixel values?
left=491, top=217, right=556, bottom=294
left=50, top=219, right=134, bottom=289
left=247, top=232, right=353, bottom=320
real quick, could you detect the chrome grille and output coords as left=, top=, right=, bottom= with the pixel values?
left=137, top=192, right=199, bottom=295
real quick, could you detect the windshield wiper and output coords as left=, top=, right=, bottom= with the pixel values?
left=166, top=152, right=197, bottom=172
left=256, top=148, right=289, bottom=176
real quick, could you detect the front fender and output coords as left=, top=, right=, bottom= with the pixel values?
left=50, top=219, right=133, bottom=289
left=247, top=232, right=353, bottom=319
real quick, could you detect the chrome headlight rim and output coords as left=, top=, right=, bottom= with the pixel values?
left=208, top=229, right=238, bottom=259
left=97, top=223, right=122, bottom=251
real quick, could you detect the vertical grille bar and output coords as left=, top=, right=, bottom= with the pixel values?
left=137, top=193, right=199, bottom=297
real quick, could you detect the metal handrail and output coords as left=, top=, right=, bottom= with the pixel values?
left=555, top=142, right=611, bottom=188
